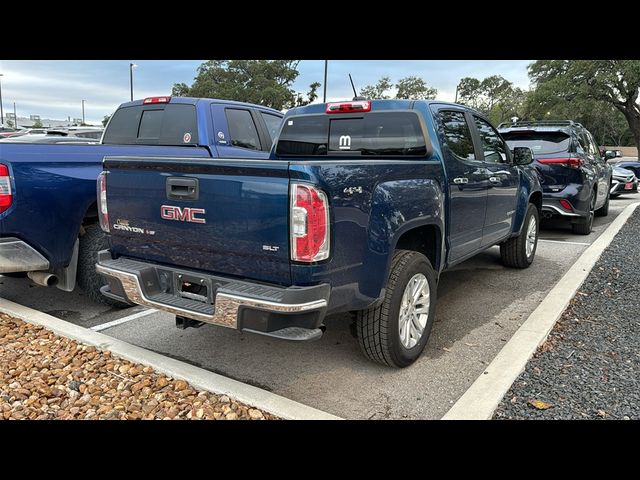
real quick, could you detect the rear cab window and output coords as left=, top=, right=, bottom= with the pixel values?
left=276, top=111, right=428, bottom=157
left=501, top=130, right=571, bottom=155
left=103, top=103, right=198, bottom=145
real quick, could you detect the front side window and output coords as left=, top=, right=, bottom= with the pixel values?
left=473, top=116, right=507, bottom=164
left=225, top=108, right=261, bottom=151
left=439, top=110, right=476, bottom=160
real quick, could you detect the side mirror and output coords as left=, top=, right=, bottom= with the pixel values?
left=512, top=146, right=534, bottom=165
left=604, top=151, right=616, bottom=160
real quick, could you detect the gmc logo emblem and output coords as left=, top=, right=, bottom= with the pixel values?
left=160, top=205, right=206, bottom=224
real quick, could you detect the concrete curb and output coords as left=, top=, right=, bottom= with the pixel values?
left=442, top=202, right=640, bottom=420
left=0, top=299, right=341, bottom=420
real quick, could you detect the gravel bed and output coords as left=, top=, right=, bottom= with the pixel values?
left=495, top=207, right=640, bottom=420
left=0, top=314, right=277, bottom=420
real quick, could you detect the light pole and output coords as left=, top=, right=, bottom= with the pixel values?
left=13, top=102, right=17, bottom=129
left=0, top=73, right=4, bottom=125
left=323, top=60, right=328, bottom=103
left=454, top=84, right=459, bottom=103
left=82, top=100, right=85, bottom=125
left=130, top=63, right=137, bottom=101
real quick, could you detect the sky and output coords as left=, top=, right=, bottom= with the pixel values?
left=0, top=60, right=533, bottom=125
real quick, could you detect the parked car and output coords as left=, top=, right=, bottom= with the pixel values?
left=614, top=159, right=640, bottom=179
left=96, top=99, right=542, bottom=368
left=0, top=96, right=283, bottom=305
left=610, top=165, right=638, bottom=197
left=498, top=120, right=612, bottom=235
left=0, top=134, right=99, bottom=144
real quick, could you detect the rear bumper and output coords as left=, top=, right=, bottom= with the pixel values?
left=0, top=237, right=50, bottom=273
left=96, top=251, right=330, bottom=340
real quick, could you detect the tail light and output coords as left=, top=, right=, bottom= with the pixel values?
left=290, top=183, right=330, bottom=262
left=559, top=199, right=573, bottom=211
left=326, top=100, right=371, bottom=114
left=0, top=164, right=12, bottom=214
left=538, top=157, right=583, bottom=168
left=97, top=171, right=109, bottom=232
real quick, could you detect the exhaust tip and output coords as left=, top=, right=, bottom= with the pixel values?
left=27, top=271, right=59, bottom=287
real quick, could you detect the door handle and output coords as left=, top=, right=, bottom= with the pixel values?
left=489, top=176, right=500, bottom=183
left=166, top=177, right=199, bottom=201
left=453, top=177, right=469, bottom=184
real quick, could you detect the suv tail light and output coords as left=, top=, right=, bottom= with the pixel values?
left=0, top=164, right=12, bottom=214
left=290, top=183, right=330, bottom=262
left=97, top=171, right=109, bottom=232
left=538, top=157, right=583, bottom=168
left=326, top=100, right=371, bottom=114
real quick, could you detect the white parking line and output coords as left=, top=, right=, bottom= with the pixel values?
left=538, top=238, right=591, bottom=246
left=90, top=309, right=157, bottom=331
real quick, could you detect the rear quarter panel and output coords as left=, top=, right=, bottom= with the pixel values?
left=289, top=160, right=445, bottom=314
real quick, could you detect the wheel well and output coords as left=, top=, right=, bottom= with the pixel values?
left=395, top=225, right=441, bottom=271
left=529, top=191, right=542, bottom=212
left=83, top=201, right=98, bottom=226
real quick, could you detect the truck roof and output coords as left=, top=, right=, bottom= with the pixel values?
left=117, top=96, right=282, bottom=115
left=286, top=99, right=483, bottom=116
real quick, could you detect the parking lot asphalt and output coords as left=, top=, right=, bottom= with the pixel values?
left=1, top=194, right=637, bottom=419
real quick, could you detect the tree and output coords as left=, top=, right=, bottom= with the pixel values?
left=102, top=114, right=111, bottom=127
left=172, top=60, right=317, bottom=110
left=395, top=76, right=437, bottom=100
left=360, top=76, right=437, bottom=100
left=32, top=119, right=43, bottom=128
left=456, top=75, right=527, bottom=124
left=360, top=77, right=393, bottom=100
left=294, top=81, right=321, bottom=107
left=529, top=60, right=640, bottom=152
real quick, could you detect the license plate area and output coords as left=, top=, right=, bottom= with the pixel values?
left=174, top=272, right=214, bottom=304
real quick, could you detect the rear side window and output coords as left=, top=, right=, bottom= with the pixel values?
left=439, top=110, right=476, bottom=160
left=225, top=108, right=261, bottom=151
left=103, top=104, right=198, bottom=145
left=276, top=112, right=427, bottom=157
left=261, top=112, right=283, bottom=142
left=501, top=131, right=571, bottom=155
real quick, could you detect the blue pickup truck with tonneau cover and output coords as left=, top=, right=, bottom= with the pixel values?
left=96, top=99, right=542, bottom=367
left=0, top=96, right=283, bottom=304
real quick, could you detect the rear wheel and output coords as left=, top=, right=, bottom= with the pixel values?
left=500, top=203, right=539, bottom=268
left=595, top=189, right=610, bottom=217
left=77, top=224, right=129, bottom=307
left=356, top=250, right=437, bottom=368
left=572, top=190, right=596, bottom=235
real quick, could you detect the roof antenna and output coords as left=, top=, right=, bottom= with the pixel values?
left=349, top=74, right=367, bottom=101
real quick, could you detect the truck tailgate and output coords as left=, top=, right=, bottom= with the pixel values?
left=103, top=157, right=291, bottom=285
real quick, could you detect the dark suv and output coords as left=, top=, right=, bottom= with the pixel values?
left=498, top=120, right=612, bottom=235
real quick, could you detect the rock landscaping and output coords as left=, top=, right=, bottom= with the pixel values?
left=495, top=208, right=640, bottom=420
left=0, top=313, right=277, bottom=420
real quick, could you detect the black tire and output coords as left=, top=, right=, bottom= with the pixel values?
left=356, top=250, right=437, bottom=368
left=500, top=203, right=539, bottom=269
left=595, top=190, right=610, bottom=217
left=76, top=224, right=129, bottom=307
left=572, top=190, right=596, bottom=235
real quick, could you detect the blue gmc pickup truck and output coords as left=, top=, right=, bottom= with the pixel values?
left=0, top=96, right=283, bottom=304
left=96, top=99, right=542, bottom=367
